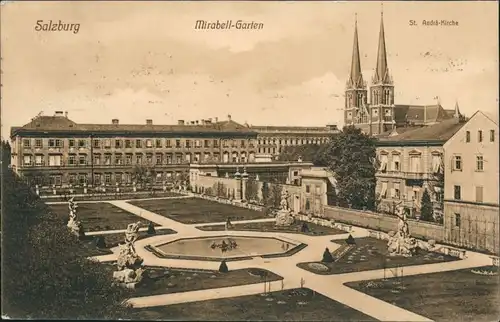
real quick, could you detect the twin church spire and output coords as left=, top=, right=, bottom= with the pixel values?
left=347, top=11, right=392, bottom=90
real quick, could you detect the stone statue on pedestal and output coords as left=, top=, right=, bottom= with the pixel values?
left=67, top=197, right=85, bottom=238
left=113, top=221, right=146, bottom=289
left=275, top=189, right=294, bottom=226
left=387, top=206, right=419, bottom=257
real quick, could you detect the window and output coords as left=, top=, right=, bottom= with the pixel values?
left=48, top=139, right=55, bottom=147
left=23, top=155, right=32, bottom=165
left=78, top=155, right=86, bottom=165
left=94, top=154, right=101, bottom=165
left=478, top=130, right=483, bottom=142
left=306, top=185, right=310, bottom=193
left=412, top=190, right=419, bottom=201
left=194, top=140, right=201, bottom=148
left=194, top=153, right=200, bottom=163
left=455, top=213, right=461, bottom=227
left=136, top=154, right=143, bottom=164
left=409, top=156, right=421, bottom=173
left=105, top=174, right=111, bottom=184
left=165, top=154, right=172, bottom=164
left=293, top=171, right=299, bottom=176
left=78, top=174, right=87, bottom=185
left=156, top=139, right=162, bottom=148
left=68, top=155, right=76, bottom=166
left=146, top=139, right=153, bottom=148
left=156, top=154, right=163, bottom=165
left=136, top=140, right=142, bottom=148
left=476, top=186, right=483, bottom=203
left=185, top=153, right=191, bottom=163
left=35, top=139, right=43, bottom=148
left=69, top=139, right=75, bottom=148
left=454, top=185, right=461, bottom=200
left=93, top=139, right=100, bottom=148
left=104, top=154, right=111, bottom=165
left=125, top=154, right=132, bottom=165
left=175, top=140, right=181, bottom=148
left=165, top=140, right=171, bottom=148
left=78, top=140, right=86, bottom=148
left=305, top=200, right=310, bottom=211
left=185, top=140, right=191, bottom=148
left=115, top=154, right=123, bottom=165
left=380, top=182, right=388, bottom=198
left=125, top=140, right=132, bottom=148
left=394, top=183, right=401, bottom=199
left=476, top=155, right=484, bottom=171
left=392, top=155, right=400, bottom=171
left=115, top=139, right=123, bottom=149
left=69, top=174, right=76, bottom=185
left=23, top=139, right=31, bottom=148
left=490, top=130, right=495, bottom=142
left=104, top=139, right=111, bottom=148
left=55, top=139, right=63, bottom=148
left=379, top=154, right=388, bottom=171
left=48, top=155, right=61, bottom=166
left=432, top=155, right=442, bottom=173
left=204, top=140, right=210, bottom=148
left=146, top=154, right=153, bottom=164
left=453, top=155, right=462, bottom=171
left=465, top=131, right=470, bottom=143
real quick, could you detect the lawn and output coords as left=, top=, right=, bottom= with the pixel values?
left=80, top=229, right=177, bottom=257
left=129, top=198, right=268, bottom=224
left=131, top=287, right=377, bottom=321
left=297, top=237, right=458, bottom=275
left=41, top=190, right=182, bottom=202
left=48, top=202, right=158, bottom=232
left=115, top=266, right=283, bottom=298
left=197, top=220, right=347, bottom=236
left=346, top=266, right=499, bottom=322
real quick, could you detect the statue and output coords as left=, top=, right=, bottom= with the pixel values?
left=387, top=206, right=419, bottom=257
left=275, top=189, right=294, bottom=226
left=225, top=217, right=233, bottom=230
left=67, top=197, right=85, bottom=237
left=113, top=221, right=146, bottom=289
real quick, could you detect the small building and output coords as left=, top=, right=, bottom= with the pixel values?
left=443, top=110, right=499, bottom=254
left=300, top=167, right=337, bottom=216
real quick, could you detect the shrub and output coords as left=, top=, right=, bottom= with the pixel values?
left=345, top=234, right=356, bottom=245
left=322, top=247, right=334, bottom=263
left=307, top=262, right=329, bottom=272
left=218, top=260, right=229, bottom=273
left=94, top=236, right=107, bottom=248
left=147, top=221, right=156, bottom=235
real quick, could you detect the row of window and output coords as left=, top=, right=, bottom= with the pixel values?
left=465, top=129, right=495, bottom=143
left=257, top=137, right=328, bottom=146
left=453, top=185, right=484, bottom=203
left=22, top=138, right=256, bottom=149
left=452, top=155, right=484, bottom=172
left=22, top=152, right=256, bottom=166
left=34, top=172, right=182, bottom=186
left=379, top=154, right=442, bottom=174
left=378, top=182, right=439, bottom=202
left=305, top=184, right=322, bottom=195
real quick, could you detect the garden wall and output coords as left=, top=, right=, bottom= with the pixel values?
left=323, top=205, right=445, bottom=242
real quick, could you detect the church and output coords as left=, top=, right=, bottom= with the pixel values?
left=344, top=12, right=458, bottom=136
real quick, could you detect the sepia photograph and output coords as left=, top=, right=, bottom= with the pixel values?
left=1, top=1, right=498, bottom=321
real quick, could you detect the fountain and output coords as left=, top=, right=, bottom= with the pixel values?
left=387, top=207, right=426, bottom=257
left=67, top=197, right=85, bottom=238
left=112, top=221, right=146, bottom=289
left=275, top=189, right=295, bottom=226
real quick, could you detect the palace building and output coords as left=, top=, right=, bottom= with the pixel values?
left=345, top=13, right=456, bottom=136
left=10, top=112, right=337, bottom=187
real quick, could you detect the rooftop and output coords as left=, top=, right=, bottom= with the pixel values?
left=378, top=117, right=466, bottom=143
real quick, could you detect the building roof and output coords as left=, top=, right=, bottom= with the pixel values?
left=11, top=115, right=257, bottom=137
left=378, top=117, right=466, bottom=143
left=346, top=16, right=365, bottom=90
left=393, top=104, right=454, bottom=125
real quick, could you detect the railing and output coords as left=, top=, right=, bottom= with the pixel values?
left=403, top=171, right=426, bottom=180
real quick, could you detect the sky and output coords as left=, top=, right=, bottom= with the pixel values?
left=1, top=1, right=498, bottom=139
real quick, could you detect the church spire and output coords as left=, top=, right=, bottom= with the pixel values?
left=347, top=14, right=364, bottom=89
left=373, top=8, right=391, bottom=84
left=454, top=100, right=462, bottom=118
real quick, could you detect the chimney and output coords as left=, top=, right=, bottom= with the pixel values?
left=54, top=111, right=64, bottom=116
left=178, top=120, right=185, bottom=125
left=196, top=120, right=199, bottom=125
left=191, top=121, right=195, bottom=125
left=208, top=118, right=212, bottom=123
left=215, top=117, right=219, bottom=122
left=227, top=114, right=232, bottom=121
left=64, top=111, right=68, bottom=118
left=146, top=119, right=153, bottom=125
left=201, top=120, right=206, bottom=125
left=112, top=119, right=119, bottom=125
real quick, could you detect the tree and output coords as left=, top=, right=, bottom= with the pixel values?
left=2, top=168, right=130, bottom=319
left=322, top=247, right=334, bottom=263
left=420, top=188, right=434, bottom=222
left=261, top=182, right=270, bottom=205
left=245, top=177, right=259, bottom=202
left=270, top=184, right=283, bottom=208
left=218, top=260, right=229, bottom=273
left=324, top=126, right=378, bottom=211
left=1, top=140, right=12, bottom=168
left=345, top=234, right=356, bottom=245
left=131, top=164, right=156, bottom=190
left=278, top=143, right=330, bottom=166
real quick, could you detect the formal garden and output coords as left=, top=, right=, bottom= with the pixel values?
left=128, top=198, right=269, bottom=224
left=298, top=237, right=458, bottom=275
left=130, top=287, right=377, bottom=321
left=197, top=220, right=347, bottom=236
left=345, top=266, right=499, bottom=322
left=48, top=202, right=159, bottom=231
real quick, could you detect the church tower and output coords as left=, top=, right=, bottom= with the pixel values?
left=369, top=10, right=395, bottom=135
left=344, top=15, right=369, bottom=131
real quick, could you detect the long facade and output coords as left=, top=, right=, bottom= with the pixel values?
left=10, top=113, right=338, bottom=187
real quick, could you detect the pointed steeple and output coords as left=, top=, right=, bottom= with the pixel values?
left=347, top=14, right=364, bottom=89
left=454, top=100, right=462, bottom=118
left=373, top=9, right=391, bottom=84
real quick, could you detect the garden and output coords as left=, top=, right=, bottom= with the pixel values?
left=297, top=237, right=458, bottom=275
left=345, top=266, right=499, bottom=322
left=128, top=198, right=268, bottom=224
left=130, top=287, right=377, bottom=321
